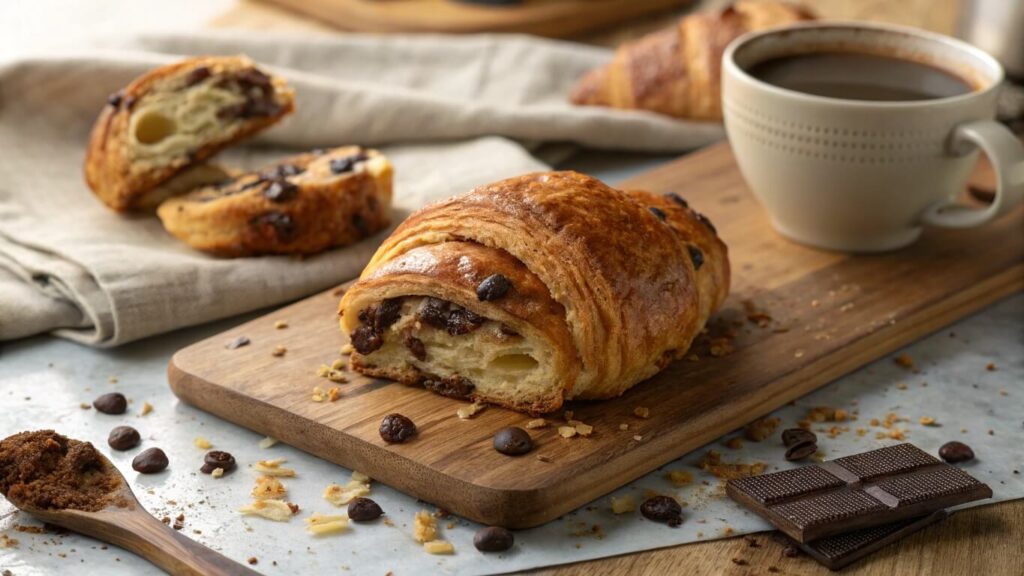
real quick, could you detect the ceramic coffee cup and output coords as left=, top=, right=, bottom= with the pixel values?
left=722, top=22, right=1024, bottom=252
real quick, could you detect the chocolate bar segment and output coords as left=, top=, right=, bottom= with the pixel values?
left=794, top=510, right=949, bottom=570
left=726, top=443, right=990, bottom=542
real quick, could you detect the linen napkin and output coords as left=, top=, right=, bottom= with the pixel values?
left=0, top=31, right=724, bottom=346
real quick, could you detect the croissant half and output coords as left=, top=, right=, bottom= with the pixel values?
left=337, top=172, right=729, bottom=415
left=570, top=1, right=813, bottom=121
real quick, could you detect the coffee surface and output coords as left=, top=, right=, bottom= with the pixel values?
left=748, top=52, right=973, bottom=101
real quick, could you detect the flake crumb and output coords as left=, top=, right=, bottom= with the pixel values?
left=633, top=406, right=651, bottom=419
left=413, top=511, right=438, bottom=543
left=140, top=402, right=153, bottom=416
left=457, top=402, right=486, bottom=420
left=744, top=417, right=780, bottom=441
left=667, top=470, right=694, bottom=487
left=423, top=540, right=454, bottom=555
left=919, top=416, right=938, bottom=426
left=894, top=353, right=914, bottom=369
left=238, top=500, right=298, bottom=522
left=211, top=467, right=225, bottom=479
left=253, top=458, right=296, bottom=477
left=194, top=437, right=212, bottom=449
left=274, top=320, right=288, bottom=329
left=632, top=435, right=643, bottom=441
left=340, top=343, right=354, bottom=355
left=610, top=495, right=636, bottom=514
left=305, top=513, right=350, bottom=535
left=252, top=476, right=287, bottom=500
left=259, top=436, right=279, bottom=449
left=618, top=423, right=629, bottom=431
left=79, top=403, right=91, bottom=410
left=558, top=426, right=578, bottom=439
left=525, top=418, right=548, bottom=429
left=271, top=345, right=287, bottom=357
left=986, top=362, right=996, bottom=371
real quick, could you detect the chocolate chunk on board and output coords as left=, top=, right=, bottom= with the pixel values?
left=793, top=510, right=949, bottom=570
left=726, top=443, right=990, bottom=542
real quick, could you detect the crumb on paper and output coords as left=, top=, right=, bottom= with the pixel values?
left=212, top=468, right=225, bottom=479
left=323, top=480, right=370, bottom=506
left=807, top=406, right=848, bottom=423
left=274, top=320, right=288, bottom=329
left=743, top=417, right=780, bottom=442
left=986, top=362, right=996, bottom=371
left=423, top=540, right=454, bottom=555
left=919, top=416, right=938, bottom=426
left=696, top=451, right=765, bottom=480
left=457, top=402, right=486, bottom=420
left=610, top=494, right=636, bottom=514
left=259, top=436, right=279, bottom=449
left=526, top=418, right=548, bottom=429
left=667, top=470, right=694, bottom=487
left=351, top=471, right=371, bottom=483
left=140, top=402, right=153, bottom=416
left=248, top=557, right=258, bottom=565
left=414, top=511, right=438, bottom=543
left=108, top=376, right=119, bottom=384
left=79, top=403, right=91, bottom=410
left=633, top=406, right=651, bottom=419
left=558, top=426, right=578, bottom=439
left=238, top=500, right=298, bottom=521
left=194, top=437, right=212, bottom=449
left=272, top=345, right=287, bottom=357
left=894, top=353, right=914, bottom=369
left=896, top=383, right=908, bottom=390
left=305, top=513, right=350, bottom=535
left=1, top=534, right=19, bottom=548
left=725, top=437, right=744, bottom=449
left=252, top=476, right=287, bottom=500
left=253, top=459, right=296, bottom=477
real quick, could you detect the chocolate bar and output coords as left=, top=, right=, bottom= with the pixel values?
left=793, top=510, right=949, bottom=570
left=726, top=443, right=990, bottom=542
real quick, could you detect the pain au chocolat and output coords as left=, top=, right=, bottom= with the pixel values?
left=337, top=171, right=729, bottom=414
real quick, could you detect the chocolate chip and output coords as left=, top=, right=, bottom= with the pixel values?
left=123, top=95, right=136, bottom=109
left=405, top=336, right=426, bottom=361
left=939, top=441, right=975, bottom=463
left=184, top=66, right=211, bottom=87
left=347, top=497, right=383, bottom=521
left=493, top=427, right=533, bottom=456
left=200, top=451, right=236, bottom=474
left=781, top=428, right=817, bottom=448
left=132, top=448, right=169, bottom=474
left=374, top=299, right=403, bottom=331
left=418, top=298, right=450, bottom=328
left=649, top=206, right=667, bottom=221
left=225, top=336, right=250, bottom=350
left=379, top=413, right=416, bottom=443
left=107, top=426, right=140, bottom=451
left=640, top=495, right=683, bottom=527
left=477, top=274, right=512, bottom=301
left=263, top=164, right=304, bottom=179
left=423, top=376, right=474, bottom=399
left=474, top=526, right=514, bottom=552
left=784, top=441, right=817, bottom=462
left=241, top=98, right=282, bottom=118
left=93, top=392, right=127, bottom=415
left=107, top=92, right=124, bottom=108
left=688, top=245, right=704, bottom=270
left=329, top=152, right=369, bottom=174
left=446, top=308, right=485, bottom=336
left=351, top=326, right=383, bottom=355
left=696, top=212, right=717, bottom=235
left=263, top=180, right=298, bottom=203
left=250, top=212, right=297, bottom=243
left=665, top=192, right=688, bottom=208
left=235, top=68, right=272, bottom=88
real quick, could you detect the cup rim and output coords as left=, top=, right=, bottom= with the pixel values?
left=723, top=21, right=1005, bottom=109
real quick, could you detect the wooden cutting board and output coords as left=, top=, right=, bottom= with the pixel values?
left=168, top=143, right=1023, bottom=529
left=261, top=0, right=693, bottom=37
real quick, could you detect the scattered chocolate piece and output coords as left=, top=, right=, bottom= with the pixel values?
left=784, top=441, right=817, bottom=462
left=938, top=441, right=975, bottom=463
left=107, top=92, right=124, bottom=108
left=687, top=245, right=704, bottom=270
left=792, top=510, right=948, bottom=570
left=263, top=180, right=298, bottom=203
left=183, top=66, right=211, bottom=87
left=404, top=336, right=427, bottom=361
left=782, top=428, right=817, bottom=448
left=347, top=497, right=384, bottom=521
left=329, top=152, right=369, bottom=174
left=696, top=212, right=717, bottom=235
left=665, top=192, right=688, bottom=208
left=640, top=495, right=683, bottom=527
left=200, top=451, right=236, bottom=474
left=350, top=326, right=383, bottom=355
left=132, top=448, right=169, bottom=474
left=727, top=443, right=992, bottom=542
left=474, top=526, right=514, bottom=552
left=107, top=426, right=140, bottom=451
left=379, top=413, right=417, bottom=444
left=493, top=427, right=533, bottom=456
left=225, top=336, right=250, bottom=350
left=476, top=274, right=512, bottom=301
left=649, top=206, right=667, bottom=221
left=250, top=212, right=297, bottom=243
left=93, top=393, right=127, bottom=415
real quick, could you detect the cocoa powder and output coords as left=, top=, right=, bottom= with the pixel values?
left=0, top=430, right=125, bottom=512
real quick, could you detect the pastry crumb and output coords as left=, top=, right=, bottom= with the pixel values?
left=986, top=362, right=996, bottom=371
left=274, top=320, right=288, bottom=329
left=325, top=370, right=347, bottom=383
left=633, top=406, right=651, bottom=419
left=423, top=540, right=454, bottom=555
left=632, top=435, right=643, bottom=441
left=558, top=426, right=578, bottom=439
left=413, top=511, right=438, bottom=543
left=253, top=458, right=296, bottom=477
left=574, top=422, right=594, bottom=437
left=919, top=416, right=938, bottom=426
left=211, top=467, right=225, bottom=479
left=610, top=494, right=636, bottom=514
left=525, top=418, right=548, bottom=429
left=271, top=345, right=287, bottom=357
left=536, top=455, right=552, bottom=463
left=238, top=500, right=298, bottom=521
left=315, top=364, right=331, bottom=377
left=327, top=387, right=342, bottom=402
left=323, top=472, right=371, bottom=506
left=194, top=437, right=212, bottom=449
left=312, top=386, right=325, bottom=402
left=305, top=513, right=349, bottom=535
left=331, top=359, right=346, bottom=371
left=259, top=436, right=279, bottom=449
left=725, top=437, right=744, bottom=449
left=743, top=417, right=780, bottom=442
left=79, top=403, right=91, bottom=410
left=252, top=476, right=287, bottom=500
left=140, top=402, right=153, bottom=416
left=667, top=470, right=694, bottom=487
left=340, top=343, right=354, bottom=355
left=894, top=353, right=914, bottom=369
left=457, top=402, right=486, bottom=420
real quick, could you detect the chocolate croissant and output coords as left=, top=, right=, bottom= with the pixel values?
left=337, top=171, right=730, bottom=414
left=570, top=1, right=813, bottom=121
left=85, top=56, right=295, bottom=212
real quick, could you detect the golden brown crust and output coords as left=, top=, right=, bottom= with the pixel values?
left=569, top=1, right=813, bottom=121
left=338, top=171, right=730, bottom=412
left=84, top=56, right=295, bottom=212
left=156, top=147, right=392, bottom=257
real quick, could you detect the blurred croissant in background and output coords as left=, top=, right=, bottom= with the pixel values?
left=570, top=1, right=814, bottom=121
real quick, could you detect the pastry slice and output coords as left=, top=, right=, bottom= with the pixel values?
left=157, top=146, right=392, bottom=257
left=85, top=56, right=295, bottom=211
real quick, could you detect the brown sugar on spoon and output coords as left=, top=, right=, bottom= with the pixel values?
left=0, top=430, right=126, bottom=512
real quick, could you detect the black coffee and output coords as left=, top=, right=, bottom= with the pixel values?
left=748, top=52, right=973, bottom=101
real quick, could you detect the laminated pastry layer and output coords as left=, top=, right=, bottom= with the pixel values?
left=354, top=171, right=729, bottom=401
left=85, top=55, right=295, bottom=212
left=339, top=241, right=577, bottom=414
left=157, top=146, right=392, bottom=257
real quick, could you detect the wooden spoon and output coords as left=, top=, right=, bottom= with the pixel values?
left=7, top=451, right=260, bottom=576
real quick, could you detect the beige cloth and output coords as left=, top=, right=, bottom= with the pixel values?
left=0, top=32, right=724, bottom=346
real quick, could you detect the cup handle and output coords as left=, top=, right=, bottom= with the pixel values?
left=920, top=120, right=1024, bottom=228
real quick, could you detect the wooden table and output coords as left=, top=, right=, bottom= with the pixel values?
left=206, top=2, right=1021, bottom=574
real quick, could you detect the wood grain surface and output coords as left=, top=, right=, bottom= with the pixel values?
left=168, top=142, right=1023, bottom=530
